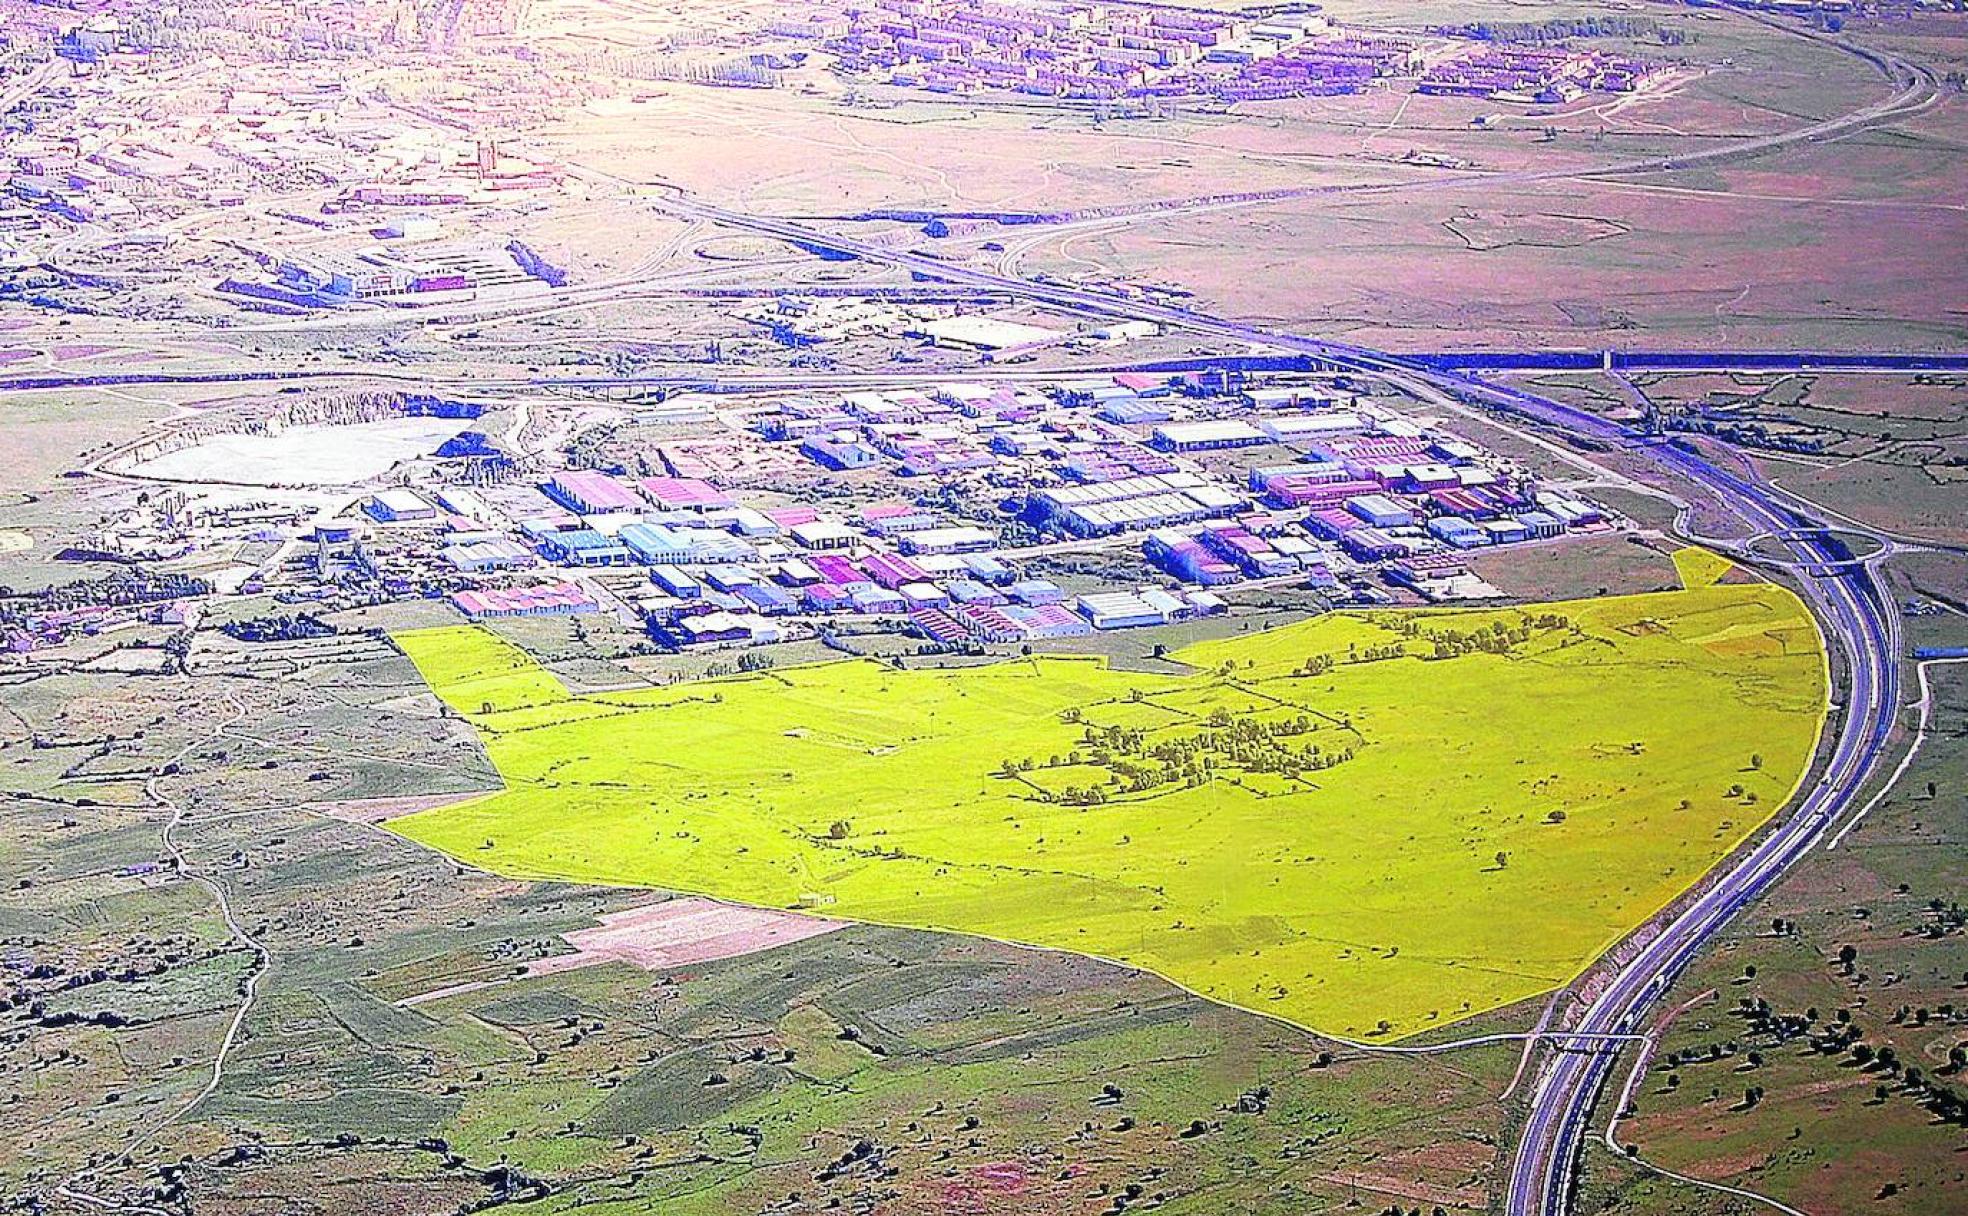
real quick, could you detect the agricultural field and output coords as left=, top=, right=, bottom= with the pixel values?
left=389, top=556, right=1826, bottom=1042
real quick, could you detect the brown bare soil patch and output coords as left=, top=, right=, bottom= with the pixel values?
left=525, top=896, right=847, bottom=977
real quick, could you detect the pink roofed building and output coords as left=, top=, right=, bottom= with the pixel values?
left=766, top=505, right=822, bottom=528
left=639, top=476, right=735, bottom=512
left=453, top=581, right=599, bottom=619
left=863, top=552, right=929, bottom=589
left=547, top=470, right=641, bottom=514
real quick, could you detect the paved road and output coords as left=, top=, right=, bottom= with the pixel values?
left=1460, top=385, right=1903, bottom=1216
left=642, top=146, right=1911, bottom=1216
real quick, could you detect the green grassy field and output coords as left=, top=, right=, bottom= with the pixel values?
left=389, top=558, right=1825, bottom=1040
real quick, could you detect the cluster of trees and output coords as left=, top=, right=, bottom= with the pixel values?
left=220, top=613, right=337, bottom=644
left=1710, top=990, right=1968, bottom=1127
left=1419, top=613, right=1578, bottom=661
left=1915, top=897, right=1968, bottom=940
left=1433, top=16, right=1688, bottom=45
left=1010, top=704, right=1355, bottom=801
left=1347, top=642, right=1409, bottom=664
left=1665, top=415, right=1827, bottom=455
left=0, top=570, right=212, bottom=625
left=1295, top=654, right=1336, bottom=677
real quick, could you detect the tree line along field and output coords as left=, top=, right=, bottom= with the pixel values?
left=388, top=552, right=1826, bottom=1041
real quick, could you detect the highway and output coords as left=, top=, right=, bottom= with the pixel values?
left=1452, top=381, right=1904, bottom=1216
left=633, top=160, right=1910, bottom=1216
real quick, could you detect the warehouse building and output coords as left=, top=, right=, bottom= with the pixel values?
left=1345, top=494, right=1417, bottom=529
left=649, top=565, right=703, bottom=599
left=443, top=538, right=535, bottom=572
left=366, top=488, right=436, bottom=523
left=1426, top=516, right=1490, bottom=550
left=638, top=476, right=733, bottom=512
left=546, top=470, right=641, bottom=515
left=539, top=528, right=633, bottom=567
left=1150, top=419, right=1267, bottom=452
left=1075, top=590, right=1169, bottom=631
left=898, top=526, right=996, bottom=556
left=801, top=434, right=882, bottom=470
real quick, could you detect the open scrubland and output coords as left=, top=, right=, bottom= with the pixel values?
left=390, top=553, right=1826, bottom=1041
left=0, top=641, right=1535, bottom=1213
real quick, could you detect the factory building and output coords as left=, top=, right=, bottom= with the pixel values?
left=539, top=528, right=633, bottom=566
left=546, top=470, right=641, bottom=515
left=1344, top=494, right=1417, bottom=529
left=366, top=489, right=436, bottom=522
left=1150, top=419, right=1267, bottom=452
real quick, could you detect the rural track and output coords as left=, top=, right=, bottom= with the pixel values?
left=55, top=690, right=268, bottom=1215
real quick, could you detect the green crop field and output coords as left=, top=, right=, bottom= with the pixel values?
left=388, top=554, right=1826, bottom=1040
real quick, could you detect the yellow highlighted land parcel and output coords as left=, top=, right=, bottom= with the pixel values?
left=389, top=573, right=1825, bottom=1039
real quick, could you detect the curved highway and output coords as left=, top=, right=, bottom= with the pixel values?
left=640, top=180, right=1908, bottom=1216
